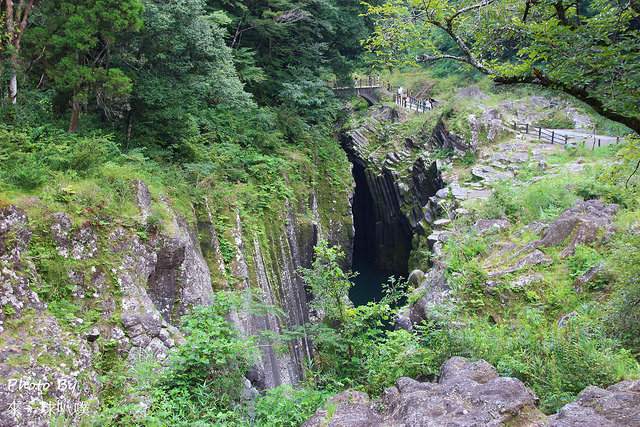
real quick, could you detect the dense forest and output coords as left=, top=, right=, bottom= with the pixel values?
left=1, top=0, right=640, bottom=425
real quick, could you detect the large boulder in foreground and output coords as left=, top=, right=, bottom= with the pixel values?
left=304, top=356, right=640, bottom=426
left=303, top=357, right=546, bottom=426
left=549, top=380, right=640, bottom=426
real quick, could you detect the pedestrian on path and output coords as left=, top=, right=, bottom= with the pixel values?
left=403, top=91, right=408, bottom=107
left=354, top=74, right=358, bottom=87
left=397, top=86, right=403, bottom=105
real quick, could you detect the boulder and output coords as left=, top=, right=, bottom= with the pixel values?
left=304, top=357, right=546, bottom=426
left=395, top=266, right=451, bottom=331
left=574, top=263, right=604, bottom=292
left=407, top=270, right=426, bottom=287
left=488, top=249, right=553, bottom=278
left=539, top=200, right=618, bottom=256
left=496, top=200, right=618, bottom=275
left=302, top=390, right=382, bottom=427
left=471, top=164, right=514, bottom=183
left=549, top=380, right=640, bottom=426
left=435, top=188, right=450, bottom=199
left=474, top=218, right=510, bottom=236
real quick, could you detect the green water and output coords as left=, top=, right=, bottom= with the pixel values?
left=349, top=251, right=396, bottom=306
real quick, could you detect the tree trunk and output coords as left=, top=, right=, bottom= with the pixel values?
left=3, top=0, right=39, bottom=105
left=9, top=73, right=17, bottom=104
left=126, top=111, right=133, bottom=147
left=68, top=96, right=80, bottom=133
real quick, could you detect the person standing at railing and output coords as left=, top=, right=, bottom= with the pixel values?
left=397, top=86, right=403, bottom=105
left=354, top=74, right=358, bottom=88
left=403, top=91, right=408, bottom=107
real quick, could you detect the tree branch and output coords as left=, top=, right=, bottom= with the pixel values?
left=448, top=0, right=499, bottom=22
left=16, top=0, right=37, bottom=49
left=416, top=53, right=470, bottom=63
left=429, top=19, right=496, bottom=76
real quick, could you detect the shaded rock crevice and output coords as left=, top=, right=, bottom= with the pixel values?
left=342, top=122, right=444, bottom=274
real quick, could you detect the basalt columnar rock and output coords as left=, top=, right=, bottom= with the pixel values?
left=424, top=115, right=474, bottom=155
left=0, top=175, right=354, bottom=424
left=342, top=111, right=445, bottom=273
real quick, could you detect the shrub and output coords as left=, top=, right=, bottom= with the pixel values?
left=567, top=245, right=603, bottom=279
left=299, top=240, right=355, bottom=322
left=534, top=110, right=574, bottom=129
left=364, top=329, right=441, bottom=395
left=604, top=231, right=640, bottom=350
left=521, top=178, right=575, bottom=222
left=487, top=183, right=521, bottom=220
left=447, top=309, right=638, bottom=413
left=143, top=292, right=258, bottom=424
left=249, top=386, right=329, bottom=426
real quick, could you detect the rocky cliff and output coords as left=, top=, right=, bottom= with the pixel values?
left=0, top=166, right=353, bottom=425
left=341, top=105, right=449, bottom=273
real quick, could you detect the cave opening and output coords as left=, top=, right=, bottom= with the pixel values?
left=349, top=161, right=410, bottom=306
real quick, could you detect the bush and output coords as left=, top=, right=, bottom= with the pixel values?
left=0, top=125, right=120, bottom=190
left=534, top=110, right=574, bottom=129
left=567, top=245, right=603, bottom=279
left=521, top=179, right=575, bottom=222
left=249, top=386, right=329, bottom=426
left=364, top=329, right=442, bottom=395
left=299, top=240, right=354, bottom=322
left=485, top=183, right=521, bottom=220
left=605, top=231, right=640, bottom=350
left=447, top=309, right=638, bottom=413
left=138, top=292, right=258, bottom=424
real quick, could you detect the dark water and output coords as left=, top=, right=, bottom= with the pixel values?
left=349, top=250, right=397, bottom=307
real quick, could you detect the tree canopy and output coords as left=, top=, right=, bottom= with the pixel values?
left=365, top=0, right=640, bottom=134
left=28, top=0, right=144, bottom=132
left=0, top=0, right=373, bottom=145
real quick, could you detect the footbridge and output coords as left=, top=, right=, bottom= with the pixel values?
left=330, top=77, right=382, bottom=105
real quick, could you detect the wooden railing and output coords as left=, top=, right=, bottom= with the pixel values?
left=328, top=76, right=382, bottom=90
left=513, top=122, right=568, bottom=145
left=395, top=94, right=435, bottom=113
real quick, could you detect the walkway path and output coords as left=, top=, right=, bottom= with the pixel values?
left=514, top=122, right=622, bottom=148
left=552, top=129, right=621, bottom=149
left=395, top=92, right=436, bottom=114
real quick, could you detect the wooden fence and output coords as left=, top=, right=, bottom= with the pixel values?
left=513, top=122, right=568, bottom=145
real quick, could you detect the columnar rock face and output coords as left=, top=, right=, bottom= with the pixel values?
left=342, top=111, right=444, bottom=273
left=0, top=176, right=354, bottom=424
left=425, top=116, right=474, bottom=154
